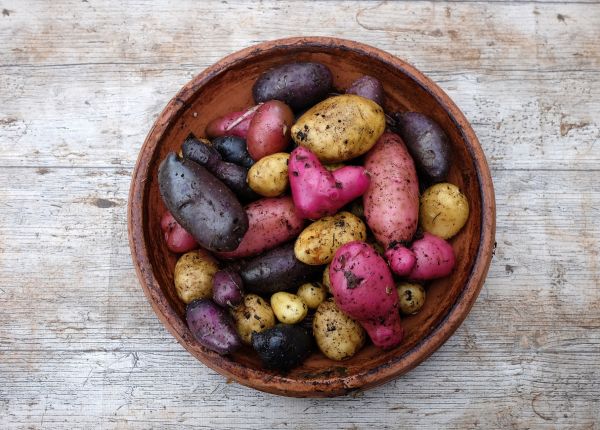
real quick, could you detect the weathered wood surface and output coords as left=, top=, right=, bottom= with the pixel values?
left=0, top=0, right=599, bottom=428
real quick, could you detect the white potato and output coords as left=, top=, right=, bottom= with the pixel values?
left=313, top=299, right=365, bottom=360
left=297, top=282, right=327, bottom=309
left=419, top=183, right=469, bottom=239
left=231, top=294, right=276, bottom=344
left=174, top=249, right=218, bottom=304
left=270, top=292, right=308, bottom=324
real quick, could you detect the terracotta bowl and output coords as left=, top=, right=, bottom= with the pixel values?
left=128, top=36, right=496, bottom=397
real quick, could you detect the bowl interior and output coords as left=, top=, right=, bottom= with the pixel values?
left=131, top=38, right=491, bottom=397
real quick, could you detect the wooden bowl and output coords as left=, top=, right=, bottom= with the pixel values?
left=128, top=37, right=496, bottom=397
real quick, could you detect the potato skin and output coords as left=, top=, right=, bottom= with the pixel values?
left=216, top=196, right=304, bottom=260
left=186, top=299, right=241, bottom=355
left=419, top=183, right=469, bottom=239
left=247, top=101, right=294, bottom=161
left=253, top=62, right=333, bottom=111
left=294, top=211, right=367, bottom=265
left=158, top=153, right=249, bottom=252
left=231, top=294, right=276, bottom=344
left=392, top=112, right=451, bottom=183
left=247, top=153, right=290, bottom=197
left=291, top=95, right=386, bottom=163
left=363, top=132, right=419, bottom=247
left=239, top=243, right=322, bottom=295
left=313, top=299, right=366, bottom=361
left=346, top=75, right=384, bottom=107
left=174, top=250, right=219, bottom=304
left=205, top=106, right=256, bottom=139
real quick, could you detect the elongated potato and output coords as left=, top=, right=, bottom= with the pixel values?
left=294, top=212, right=367, bottom=265
left=231, top=294, right=276, bottom=344
left=247, top=153, right=290, bottom=197
left=313, top=299, right=365, bottom=360
left=174, top=249, right=219, bottom=304
left=291, top=95, right=386, bottom=163
left=363, top=132, right=419, bottom=247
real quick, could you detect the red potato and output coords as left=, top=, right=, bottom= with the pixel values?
left=408, top=233, right=456, bottom=281
left=384, top=244, right=416, bottom=277
left=246, top=100, right=294, bottom=161
left=330, top=241, right=404, bottom=349
left=205, top=106, right=257, bottom=139
left=289, top=146, right=370, bottom=219
left=160, top=211, right=198, bottom=253
left=215, top=196, right=304, bottom=259
left=363, top=132, right=419, bottom=247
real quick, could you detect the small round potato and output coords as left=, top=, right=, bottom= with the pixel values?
left=397, top=283, right=426, bottom=315
left=313, top=299, right=366, bottom=360
left=231, top=294, right=276, bottom=344
left=297, top=282, right=327, bottom=309
left=247, top=152, right=290, bottom=197
left=294, top=211, right=367, bottom=265
left=322, top=264, right=332, bottom=294
left=271, top=292, right=308, bottom=324
left=420, top=183, right=469, bottom=239
left=174, top=249, right=218, bottom=304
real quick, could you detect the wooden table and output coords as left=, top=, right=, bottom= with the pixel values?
left=1, top=1, right=599, bottom=428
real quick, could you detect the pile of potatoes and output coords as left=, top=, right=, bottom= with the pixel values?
left=158, top=61, right=470, bottom=372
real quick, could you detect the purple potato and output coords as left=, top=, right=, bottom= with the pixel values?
left=212, top=136, right=255, bottom=168
left=158, top=153, right=248, bottom=252
left=239, top=243, right=321, bottom=295
left=186, top=299, right=242, bottom=355
left=212, top=270, right=244, bottom=308
left=346, top=75, right=384, bottom=107
left=182, top=136, right=258, bottom=203
left=252, top=62, right=333, bottom=112
left=251, top=324, right=313, bottom=372
left=391, top=112, right=451, bottom=183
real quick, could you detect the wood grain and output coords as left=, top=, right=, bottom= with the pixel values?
left=0, top=0, right=599, bottom=427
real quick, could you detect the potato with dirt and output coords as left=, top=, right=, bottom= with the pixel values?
left=174, top=249, right=219, bottom=304
left=231, top=294, right=276, bottom=344
left=291, top=94, right=386, bottom=163
left=419, top=183, right=469, bottom=239
left=346, top=75, right=384, bottom=107
left=247, top=152, right=290, bottom=197
left=313, top=299, right=366, bottom=360
left=246, top=100, right=295, bottom=161
left=186, top=299, right=241, bottom=355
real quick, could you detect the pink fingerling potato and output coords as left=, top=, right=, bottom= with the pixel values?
left=160, top=211, right=198, bottom=253
left=215, top=196, right=304, bottom=259
left=246, top=100, right=294, bottom=161
left=329, top=241, right=404, bottom=349
left=363, top=132, right=419, bottom=247
left=408, top=233, right=456, bottom=281
left=384, top=244, right=416, bottom=277
left=205, top=106, right=257, bottom=139
left=289, top=146, right=370, bottom=219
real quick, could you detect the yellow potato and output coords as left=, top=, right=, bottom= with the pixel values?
left=174, top=249, right=218, bottom=304
left=322, top=264, right=332, bottom=294
left=247, top=152, right=290, bottom=197
left=294, top=211, right=367, bottom=265
left=420, top=183, right=469, bottom=239
left=313, top=299, right=365, bottom=360
left=291, top=95, right=386, bottom=163
left=270, top=292, right=308, bottom=324
left=297, top=282, right=327, bottom=309
left=323, top=163, right=345, bottom=171
left=397, top=283, right=426, bottom=315
left=231, top=294, right=276, bottom=344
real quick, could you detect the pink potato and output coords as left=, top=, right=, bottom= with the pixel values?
left=363, top=132, right=419, bottom=247
left=329, top=241, right=404, bottom=349
left=246, top=100, right=295, bottom=161
left=205, top=106, right=257, bottom=139
left=384, top=244, right=416, bottom=277
left=215, top=196, right=304, bottom=259
left=408, top=233, right=456, bottom=281
left=289, top=146, right=370, bottom=219
left=160, top=211, right=198, bottom=253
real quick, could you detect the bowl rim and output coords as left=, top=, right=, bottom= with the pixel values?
left=128, top=36, right=496, bottom=397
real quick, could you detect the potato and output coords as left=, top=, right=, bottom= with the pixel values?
left=205, top=106, right=257, bottom=139
left=253, top=62, right=333, bottom=111
left=252, top=324, right=313, bottom=371
left=158, top=153, right=249, bottom=252
left=231, top=294, right=276, bottom=344
left=270, top=292, right=308, bottom=324
left=174, top=250, right=219, bottom=304
left=247, top=153, right=290, bottom=197
left=297, top=282, right=326, bottom=309
left=420, top=183, right=469, bottom=239
left=291, top=95, right=386, bottom=163
left=396, top=283, right=426, bottom=315
left=313, top=299, right=366, bottom=360
left=408, top=233, right=455, bottom=281
left=294, top=211, right=367, bottom=265
left=247, top=101, right=294, bottom=161
left=322, top=264, right=331, bottom=294
left=160, top=211, right=197, bottom=254
left=212, top=136, right=255, bottom=168
left=346, top=75, right=384, bottom=107
left=186, top=299, right=241, bottom=355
